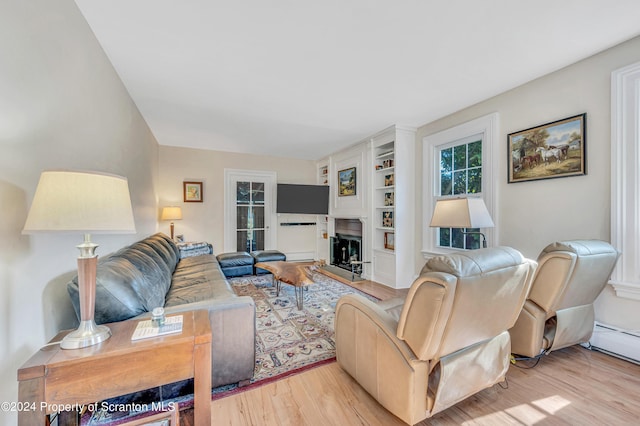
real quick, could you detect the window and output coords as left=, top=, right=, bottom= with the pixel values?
left=437, top=136, right=483, bottom=249
left=422, top=113, right=498, bottom=256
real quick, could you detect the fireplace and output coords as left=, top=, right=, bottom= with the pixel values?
left=331, top=234, right=361, bottom=270
left=330, top=218, right=363, bottom=273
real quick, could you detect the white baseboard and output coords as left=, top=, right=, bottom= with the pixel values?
left=588, top=322, right=640, bottom=364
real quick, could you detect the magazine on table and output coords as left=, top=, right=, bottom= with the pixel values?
left=131, top=315, right=183, bottom=341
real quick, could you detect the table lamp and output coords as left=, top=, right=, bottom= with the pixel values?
left=430, top=197, right=494, bottom=248
left=161, top=206, right=182, bottom=240
left=23, top=170, right=136, bottom=349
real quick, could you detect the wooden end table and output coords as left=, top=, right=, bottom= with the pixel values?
left=17, top=310, right=212, bottom=426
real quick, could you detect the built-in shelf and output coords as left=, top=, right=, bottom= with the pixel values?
left=369, top=126, right=416, bottom=288
left=316, top=162, right=330, bottom=262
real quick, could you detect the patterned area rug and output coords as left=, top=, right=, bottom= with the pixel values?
left=229, top=271, right=378, bottom=387
left=82, top=271, right=377, bottom=425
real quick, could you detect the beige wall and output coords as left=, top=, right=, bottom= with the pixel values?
left=3, top=2, right=639, bottom=420
left=158, top=146, right=318, bottom=256
left=416, top=35, right=640, bottom=331
left=0, top=1, right=159, bottom=422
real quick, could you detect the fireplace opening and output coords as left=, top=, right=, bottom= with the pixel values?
left=330, top=218, right=363, bottom=274
left=330, top=234, right=362, bottom=272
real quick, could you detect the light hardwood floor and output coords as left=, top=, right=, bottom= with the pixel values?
left=180, top=278, right=640, bottom=425
left=196, top=346, right=639, bottom=425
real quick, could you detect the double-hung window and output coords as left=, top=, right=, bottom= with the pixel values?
left=437, top=136, right=483, bottom=249
left=422, top=113, right=498, bottom=255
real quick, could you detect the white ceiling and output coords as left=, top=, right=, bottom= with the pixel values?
left=74, top=1, right=640, bottom=161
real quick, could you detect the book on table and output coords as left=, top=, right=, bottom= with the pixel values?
left=131, top=315, right=183, bottom=341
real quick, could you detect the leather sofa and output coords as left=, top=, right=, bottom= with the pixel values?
left=335, top=247, right=536, bottom=425
left=509, top=240, right=619, bottom=358
left=67, top=233, right=255, bottom=388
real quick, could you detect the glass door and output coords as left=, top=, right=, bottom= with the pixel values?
left=236, top=181, right=265, bottom=251
left=224, top=169, right=276, bottom=253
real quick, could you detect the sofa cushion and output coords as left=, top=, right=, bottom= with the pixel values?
left=68, top=256, right=149, bottom=324
left=67, top=233, right=180, bottom=324
left=165, top=254, right=235, bottom=306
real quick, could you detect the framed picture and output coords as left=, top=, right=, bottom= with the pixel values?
left=183, top=181, right=203, bottom=202
left=382, top=210, right=394, bottom=228
left=384, top=173, right=394, bottom=187
left=384, top=192, right=394, bottom=206
left=508, top=113, right=586, bottom=183
left=384, top=232, right=395, bottom=251
left=338, top=167, right=356, bottom=196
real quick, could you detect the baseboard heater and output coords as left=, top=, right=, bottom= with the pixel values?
left=285, top=251, right=316, bottom=261
left=587, top=322, right=640, bottom=365
left=280, top=222, right=316, bottom=226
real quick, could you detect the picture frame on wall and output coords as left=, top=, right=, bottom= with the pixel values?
left=508, top=113, right=586, bottom=183
left=183, top=181, right=203, bottom=202
left=338, top=167, right=356, bottom=196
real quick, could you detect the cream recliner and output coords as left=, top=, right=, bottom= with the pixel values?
left=335, top=247, right=536, bottom=425
left=509, top=240, right=619, bottom=358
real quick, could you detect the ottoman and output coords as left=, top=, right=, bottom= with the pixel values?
left=216, top=252, right=254, bottom=278
left=251, top=250, right=287, bottom=275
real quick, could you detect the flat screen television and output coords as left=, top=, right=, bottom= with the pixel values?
left=277, top=183, right=329, bottom=215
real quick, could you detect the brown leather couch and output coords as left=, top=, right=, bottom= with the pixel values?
left=335, top=247, right=535, bottom=424
left=509, top=240, right=619, bottom=358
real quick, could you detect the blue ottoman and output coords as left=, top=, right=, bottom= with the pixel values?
left=251, top=250, right=286, bottom=275
left=216, top=252, right=254, bottom=278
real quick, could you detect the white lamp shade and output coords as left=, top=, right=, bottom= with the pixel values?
left=430, top=197, right=494, bottom=228
left=161, top=206, right=183, bottom=221
left=23, top=170, right=136, bottom=234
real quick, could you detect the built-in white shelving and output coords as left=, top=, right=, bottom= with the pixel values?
left=316, top=162, right=330, bottom=262
left=370, top=126, right=416, bottom=288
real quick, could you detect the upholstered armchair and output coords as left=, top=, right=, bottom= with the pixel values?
left=335, top=247, right=535, bottom=425
left=509, top=240, right=619, bottom=358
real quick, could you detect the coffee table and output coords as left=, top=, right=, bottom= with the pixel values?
left=254, top=261, right=315, bottom=309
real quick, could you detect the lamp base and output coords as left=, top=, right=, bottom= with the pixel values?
left=60, top=320, right=111, bottom=349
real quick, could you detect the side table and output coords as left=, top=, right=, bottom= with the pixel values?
left=17, top=310, right=212, bottom=425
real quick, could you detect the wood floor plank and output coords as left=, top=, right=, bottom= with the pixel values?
left=202, top=346, right=640, bottom=425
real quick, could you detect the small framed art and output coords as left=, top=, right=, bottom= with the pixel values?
left=384, top=232, right=395, bottom=251
left=382, top=210, right=394, bottom=228
left=384, top=192, right=394, bottom=206
left=338, top=167, right=356, bottom=196
left=183, top=181, right=203, bottom=202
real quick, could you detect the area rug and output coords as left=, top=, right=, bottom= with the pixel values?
left=82, top=271, right=377, bottom=425
left=228, top=271, right=378, bottom=389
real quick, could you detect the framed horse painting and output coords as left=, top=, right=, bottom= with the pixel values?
left=508, top=113, right=586, bottom=183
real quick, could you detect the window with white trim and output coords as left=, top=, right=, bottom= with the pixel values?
left=422, top=113, right=498, bottom=256
left=610, top=60, right=640, bottom=300
left=436, top=135, right=483, bottom=249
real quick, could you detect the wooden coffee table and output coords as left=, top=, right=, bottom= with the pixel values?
left=254, top=261, right=315, bottom=309
left=17, top=310, right=211, bottom=425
